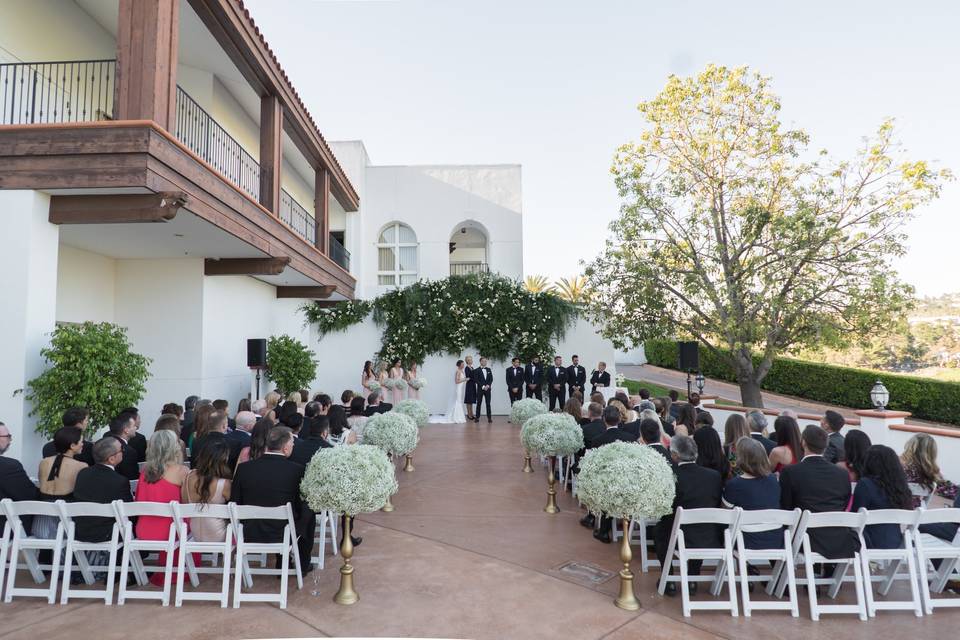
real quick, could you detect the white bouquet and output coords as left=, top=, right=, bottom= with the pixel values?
left=408, top=378, right=426, bottom=390
left=520, top=413, right=583, bottom=456
left=510, top=397, right=548, bottom=426
left=394, top=399, right=429, bottom=428
left=575, top=442, right=675, bottom=519
left=362, top=411, right=419, bottom=456
left=615, top=373, right=626, bottom=386
left=394, top=378, right=408, bottom=391
left=368, top=381, right=382, bottom=393
left=300, top=445, right=397, bottom=516
left=382, top=378, right=396, bottom=390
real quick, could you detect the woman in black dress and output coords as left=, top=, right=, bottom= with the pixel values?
left=463, top=355, right=477, bottom=420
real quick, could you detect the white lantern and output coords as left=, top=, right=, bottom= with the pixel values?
left=870, top=380, right=890, bottom=411
left=695, top=372, right=705, bottom=394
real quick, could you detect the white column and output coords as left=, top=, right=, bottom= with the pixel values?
left=0, top=191, right=59, bottom=471
left=852, top=410, right=911, bottom=449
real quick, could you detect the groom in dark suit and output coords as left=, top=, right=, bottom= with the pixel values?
left=566, top=355, right=586, bottom=400
left=524, top=356, right=543, bottom=400
left=547, top=355, right=567, bottom=411
left=474, top=357, right=493, bottom=423
left=506, top=357, right=524, bottom=406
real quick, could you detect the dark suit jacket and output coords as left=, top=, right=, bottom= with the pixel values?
left=823, top=431, right=845, bottom=464
left=289, top=436, right=325, bottom=467
left=232, top=454, right=306, bottom=543
left=42, top=439, right=94, bottom=466
left=72, top=464, right=132, bottom=542
left=524, top=364, right=543, bottom=386
left=590, top=370, right=611, bottom=393
left=621, top=420, right=641, bottom=439
left=106, top=435, right=140, bottom=481
left=580, top=420, right=605, bottom=449
left=0, top=455, right=40, bottom=532
left=506, top=366, right=525, bottom=390
left=363, top=403, right=392, bottom=417
left=750, top=432, right=776, bottom=455
left=779, top=455, right=859, bottom=558
left=566, top=365, right=586, bottom=391
left=129, top=432, right=147, bottom=463
left=661, top=462, right=723, bottom=549
left=648, top=443, right=674, bottom=468
left=546, top=366, right=567, bottom=387
left=225, top=429, right=252, bottom=469
left=588, top=427, right=638, bottom=448
left=473, top=367, right=493, bottom=389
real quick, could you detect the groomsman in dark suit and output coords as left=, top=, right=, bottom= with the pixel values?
left=566, top=355, right=586, bottom=400
left=506, top=357, right=524, bottom=406
left=547, top=355, right=567, bottom=411
left=474, top=357, right=493, bottom=423
left=590, top=361, right=611, bottom=395
left=524, top=356, right=543, bottom=400
left=105, top=413, right=140, bottom=481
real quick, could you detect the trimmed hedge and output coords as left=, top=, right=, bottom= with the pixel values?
left=643, top=340, right=960, bottom=425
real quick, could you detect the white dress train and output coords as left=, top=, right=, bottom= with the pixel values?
left=429, top=369, right=467, bottom=424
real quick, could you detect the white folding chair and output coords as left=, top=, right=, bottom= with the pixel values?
left=914, top=507, right=960, bottom=613
left=115, top=500, right=179, bottom=605
left=656, top=507, right=740, bottom=617
left=58, top=501, right=122, bottom=605
left=734, top=508, right=801, bottom=617
left=0, top=515, right=10, bottom=601
left=1, top=499, right=65, bottom=603
left=312, top=510, right=338, bottom=569
left=611, top=516, right=660, bottom=573
left=791, top=510, right=868, bottom=621
left=909, top=483, right=936, bottom=509
left=230, top=503, right=303, bottom=608
left=171, top=502, right=234, bottom=607
left=858, top=508, right=923, bottom=617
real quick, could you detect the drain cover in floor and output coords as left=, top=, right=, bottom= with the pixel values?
left=555, top=561, right=616, bottom=584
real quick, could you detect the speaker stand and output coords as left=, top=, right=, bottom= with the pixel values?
left=685, top=371, right=692, bottom=400
left=255, top=368, right=262, bottom=400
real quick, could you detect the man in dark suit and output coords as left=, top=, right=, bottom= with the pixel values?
left=0, top=421, right=40, bottom=532
left=547, top=355, right=567, bottom=411
left=588, top=407, right=640, bottom=542
left=566, top=354, right=586, bottom=400
left=780, top=425, right=859, bottom=560
left=524, top=356, right=544, bottom=400
left=589, top=362, right=611, bottom=395
left=473, top=357, right=493, bottom=423
left=506, top=357, right=525, bottom=407
left=655, top=435, right=723, bottom=595
left=105, top=413, right=140, bottom=480
left=232, top=426, right=316, bottom=572
left=72, top=438, right=133, bottom=542
left=289, top=413, right=329, bottom=467
left=363, top=391, right=391, bottom=416
left=640, top=418, right=674, bottom=468
left=226, top=410, right=257, bottom=469
left=746, top=410, right=776, bottom=454
left=212, top=399, right=235, bottom=431
left=621, top=417, right=641, bottom=439
left=822, top=410, right=846, bottom=464
left=120, top=407, right=147, bottom=463
left=41, top=407, right=94, bottom=465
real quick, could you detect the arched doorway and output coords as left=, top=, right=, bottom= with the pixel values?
left=449, top=221, right=489, bottom=275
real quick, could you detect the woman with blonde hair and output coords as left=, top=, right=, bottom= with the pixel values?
left=264, top=391, right=281, bottom=421
left=639, top=408, right=670, bottom=445
left=607, top=398, right=629, bottom=425
left=901, top=433, right=957, bottom=507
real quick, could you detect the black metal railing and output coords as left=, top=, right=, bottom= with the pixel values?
left=0, top=59, right=115, bottom=125
left=450, top=262, right=488, bottom=276
left=280, top=189, right=316, bottom=245
left=329, top=234, right=350, bottom=271
left=174, top=86, right=260, bottom=200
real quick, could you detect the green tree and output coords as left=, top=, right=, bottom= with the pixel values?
left=586, top=65, right=950, bottom=407
left=27, top=322, right=152, bottom=437
left=524, top=274, right=552, bottom=294
left=554, top=276, right=592, bottom=304
left=266, top=334, right=317, bottom=395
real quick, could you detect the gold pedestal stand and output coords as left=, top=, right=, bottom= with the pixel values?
left=403, top=454, right=415, bottom=472
left=522, top=452, right=534, bottom=473
left=614, top=517, right=640, bottom=610
left=333, top=516, right=359, bottom=605
left=544, top=456, right=559, bottom=513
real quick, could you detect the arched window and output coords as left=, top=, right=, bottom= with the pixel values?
left=377, top=222, right=418, bottom=286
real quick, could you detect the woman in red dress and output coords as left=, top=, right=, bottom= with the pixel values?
left=768, top=415, right=801, bottom=474
left=135, top=429, right=191, bottom=586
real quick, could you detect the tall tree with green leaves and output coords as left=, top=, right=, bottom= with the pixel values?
left=586, top=65, right=950, bottom=407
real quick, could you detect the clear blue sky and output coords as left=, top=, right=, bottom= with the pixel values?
left=247, top=0, right=960, bottom=296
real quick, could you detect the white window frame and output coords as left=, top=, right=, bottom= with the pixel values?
left=377, top=222, right=419, bottom=287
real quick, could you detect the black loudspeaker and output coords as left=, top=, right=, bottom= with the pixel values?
left=677, top=341, right=699, bottom=371
left=247, top=338, right=267, bottom=368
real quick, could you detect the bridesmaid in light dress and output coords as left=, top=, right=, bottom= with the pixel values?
left=407, top=363, right=420, bottom=400
left=361, top=360, right=377, bottom=395
left=389, top=358, right=405, bottom=405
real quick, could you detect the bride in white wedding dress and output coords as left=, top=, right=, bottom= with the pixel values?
left=430, top=359, right=467, bottom=424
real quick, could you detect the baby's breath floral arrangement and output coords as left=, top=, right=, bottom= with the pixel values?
left=362, top=412, right=419, bottom=457
left=394, top=378, right=408, bottom=391
left=520, top=413, right=583, bottom=456
left=301, top=445, right=397, bottom=516
left=510, top=397, right=548, bottom=426
left=394, top=399, right=429, bottom=428
left=408, top=377, right=426, bottom=390
left=575, top=442, right=675, bottom=520
left=301, top=299, right=372, bottom=338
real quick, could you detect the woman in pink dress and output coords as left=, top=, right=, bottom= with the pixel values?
left=768, top=415, right=801, bottom=474
left=135, top=430, right=190, bottom=586
left=388, top=358, right=405, bottom=404
left=406, top=362, right=421, bottom=400
left=361, top=360, right=377, bottom=395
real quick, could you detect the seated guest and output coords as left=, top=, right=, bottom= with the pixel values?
left=153, top=413, right=188, bottom=459
left=33, top=427, right=88, bottom=537
left=364, top=391, right=391, bottom=416
left=136, top=430, right=189, bottom=585
left=654, top=397, right=676, bottom=436
left=0, top=420, right=39, bottom=532
left=655, top=435, right=723, bottom=596
left=667, top=389, right=681, bottom=420
left=307, top=415, right=331, bottom=442
left=187, top=404, right=215, bottom=451
left=288, top=411, right=329, bottom=467
left=106, top=412, right=141, bottom=480
left=723, top=414, right=751, bottom=477
left=768, top=415, right=801, bottom=474
left=901, top=433, right=957, bottom=507
left=694, top=425, right=729, bottom=480
left=641, top=418, right=673, bottom=467
left=263, top=392, right=281, bottom=422
left=340, top=390, right=355, bottom=411
left=232, top=426, right=316, bottom=572
left=746, top=410, right=775, bottom=454
left=42, top=407, right=94, bottom=465
left=675, top=403, right=696, bottom=436
left=822, top=410, right=846, bottom=464
left=563, top=397, right=586, bottom=426
left=212, top=399, right=235, bottom=430
left=226, top=410, right=257, bottom=469
left=694, top=410, right=714, bottom=431
left=722, top=438, right=781, bottom=549
left=313, top=394, right=333, bottom=415
left=328, top=405, right=357, bottom=445
left=72, top=438, right=133, bottom=543
left=347, top=396, right=369, bottom=435
left=120, top=407, right=147, bottom=463
left=237, top=398, right=252, bottom=414
left=237, top=417, right=273, bottom=466
left=277, top=400, right=300, bottom=427
left=688, top=392, right=705, bottom=414
left=589, top=406, right=638, bottom=449
left=182, top=436, right=232, bottom=542
left=636, top=409, right=670, bottom=445
left=301, top=402, right=323, bottom=434
left=286, top=391, right=303, bottom=411
left=580, top=402, right=605, bottom=450
left=919, top=493, right=960, bottom=542
left=853, top=445, right=912, bottom=549
left=192, top=410, right=229, bottom=461
left=606, top=399, right=630, bottom=427
left=162, top=402, right=184, bottom=424
left=181, top=395, right=199, bottom=434
left=251, top=398, right=267, bottom=418
left=839, top=429, right=871, bottom=482
left=779, top=425, right=859, bottom=559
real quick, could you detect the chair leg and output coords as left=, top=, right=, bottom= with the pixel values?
left=852, top=554, right=868, bottom=621
left=903, top=538, right=923, bottom=618
left=726, top=545, right=739, bottom=616
left=47, top=539, right=63, bottom=605
left=280, top=532, right=290, bottom=609
left=878, top=558, right=902, bottom=596
left=679, top=554, right=691, bottom=618
left=175, top=543, right=187, bottom=607
left=105, top=543, right=118, bottom=606
left=738, top=552, right=751, bottom=617
left=118, top=543, right=131, bottom=605
left=60, top=540, right=75, bottom=605
left=23, top=547, right=44, bottom=584
left=3, top=537, right=20, bottom=603
left=916, top=546, right=935, bottom=615
left=219, top=540, right=231, bottom=608
left=784, top=552, right=800, bottom=617
left=804, top=542, right=819, bottom=621
left=161, top=544, right=175, bottom=606
left=861, top=554, right=876, bottom=617
left=827, top=562, right=849, bottom=600
left=233, top=547, right=243, bottom=609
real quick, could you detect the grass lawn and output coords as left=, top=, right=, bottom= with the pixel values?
left=623, top=378, right=741, bottom=405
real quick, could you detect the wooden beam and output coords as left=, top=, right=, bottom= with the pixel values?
left=204, top=257, right=290, bottom=276
left=314, top=168, right=330, bottom=254
left=115, top=0, right=179, bottom=129
left=259, top=94, right=283, bottom=213
left=304, top=300, right=342, bottom=309
left=49, top=192, right=186, bottom=224
left=276, top=286, right=335, bottom=299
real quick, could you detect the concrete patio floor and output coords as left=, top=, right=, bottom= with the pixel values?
left=2, top=419, right=957, bottom=639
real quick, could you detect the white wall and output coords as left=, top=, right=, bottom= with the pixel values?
left=56, top=245, right=115, bottom=324
left=0, top=0, right=114, bottom=63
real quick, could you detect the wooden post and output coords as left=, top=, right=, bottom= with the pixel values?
left=115, top=0, right=179, bottom=129
left=259, top=95, right=283, bottom=213
left=315, top=167, right=330, bottom=254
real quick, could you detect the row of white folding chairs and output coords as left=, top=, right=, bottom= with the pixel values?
left=655, top=506, right=960, bottom=619
left=0, top=498, right=330, bottom=609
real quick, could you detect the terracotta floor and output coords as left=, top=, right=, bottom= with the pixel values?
left=2, top=420, right=958, bottom=639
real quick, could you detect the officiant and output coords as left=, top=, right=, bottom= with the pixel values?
left=590, top=361, right=611, bottom=395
